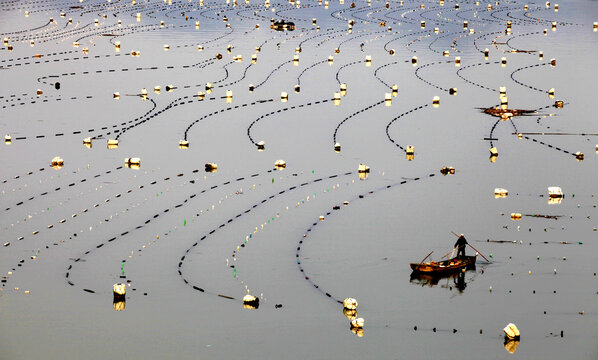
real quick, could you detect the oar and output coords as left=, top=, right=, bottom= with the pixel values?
left=467, top=243, right=491, bottom=262
left=419, top=251, right=434, bottom=264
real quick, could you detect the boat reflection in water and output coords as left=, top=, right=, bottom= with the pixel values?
left=409, top=268, right=474, bottom=293
left=504, top=339, right=520, bottom=354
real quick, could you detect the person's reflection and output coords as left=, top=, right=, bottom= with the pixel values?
left=454, top=271, right=467, bottom=292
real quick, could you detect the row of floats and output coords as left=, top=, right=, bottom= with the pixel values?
left=112, top=281, right=521, bottom=351
left=7, top=141, right=456, bottom=179
left=496, top=186, right=565, bottom=206
left=5, top=15, right=595, bottom=52
left=494, top=187, right=563, bottom=199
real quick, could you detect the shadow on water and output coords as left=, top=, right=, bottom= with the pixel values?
left=409, top=267, right=476, bottom=293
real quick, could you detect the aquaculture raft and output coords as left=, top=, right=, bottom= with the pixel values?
left=410, top=256, right=476, bottom=274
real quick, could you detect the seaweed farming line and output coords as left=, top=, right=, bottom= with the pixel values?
left=62, top=168, right=281, bottom=292
left=178, top=171, right=355, bottom=299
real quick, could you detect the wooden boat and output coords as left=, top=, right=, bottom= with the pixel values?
left=410, top=255, right=476, bottom=274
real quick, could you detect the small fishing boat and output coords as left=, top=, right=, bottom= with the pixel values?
left=410, top=255, right=476, bottom=274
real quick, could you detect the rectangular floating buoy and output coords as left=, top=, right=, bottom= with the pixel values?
left=333, top=92, right=341, bottom=106
left=124, top=157, right=141, bottom=169
left=548, top=186, right=563, bottom=198
left=280, top=92, right=288, bottom=102
left=358, top=164, right=370, bottom=173
left=420, top=20, right=425, bottom=28
left=113, top=283, right=126, bottom=299
left=432, top=96, right=440, bottom=107
left=455, top=56, right=461, bottom=66
left=511, top=213, right=522, bottom=220
left=107, top=139, right=118, bottom=150
left=51, top=156, right=64, bottom=168
left=463, top=20, right=468, bottom=29
left=340, top=83, right=347, bottom=96
left=179, top=140, right=189, bottom=149
left=494, top=188, right=508, bottom=198
left=274, top=159, right=286, bottom=169
left=385, top=93, right=392, bottom=106
left=504, top=323, right=520, bottom=340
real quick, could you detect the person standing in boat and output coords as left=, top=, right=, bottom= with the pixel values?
left=454, top=234, right=468, bottom=258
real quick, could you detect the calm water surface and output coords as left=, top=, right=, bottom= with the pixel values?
left=1, top=0, right=597, bottom=358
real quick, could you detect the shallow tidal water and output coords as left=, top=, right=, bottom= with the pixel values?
left=1, top=0, right=598, bottom=358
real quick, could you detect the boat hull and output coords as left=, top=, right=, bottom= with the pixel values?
left=410, top=256, right=476, bottom=274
